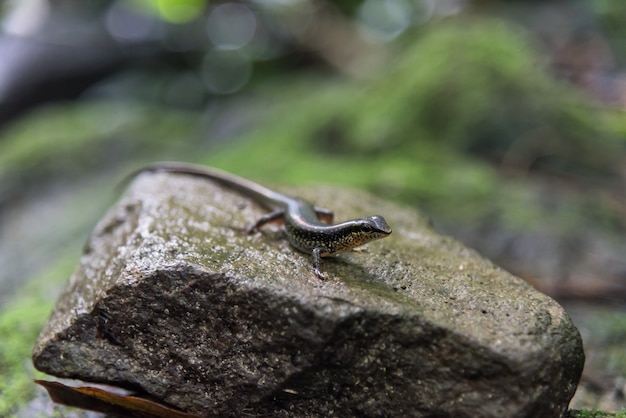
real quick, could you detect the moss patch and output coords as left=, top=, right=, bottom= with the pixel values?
left=0, top=255, right=76, bottom=416
left=569, top=409, right=626, bottom=418
left=0, top=295, right=54, bottom=416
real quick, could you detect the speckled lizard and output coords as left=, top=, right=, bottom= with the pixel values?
left=130, top=162, right=392, bottom=279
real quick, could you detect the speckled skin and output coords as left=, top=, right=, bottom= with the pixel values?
left=131, top=162, right=392, bottom=278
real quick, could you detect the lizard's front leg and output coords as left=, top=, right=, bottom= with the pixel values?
left=311, top=247, right=329, bottom=280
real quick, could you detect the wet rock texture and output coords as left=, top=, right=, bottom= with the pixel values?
left=33, top=172, right=584, bottom=417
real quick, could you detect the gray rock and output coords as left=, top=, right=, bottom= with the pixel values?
left=32, top=172, right=584, bottom=417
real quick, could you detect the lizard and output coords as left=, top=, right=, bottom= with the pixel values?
left=129, top=162, right=392, bottom=279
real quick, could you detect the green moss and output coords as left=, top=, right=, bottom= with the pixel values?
left=348, top=21, right=552, bottom=152
left=2, top=18, right=623, bottom=233
left=569, top=408, right=626, bottom=418
left=0, top=101, right=202, bottom=199
left=202, top=18, right=624, bottom=231
left=588, top=312, right=626, bottom=376
left=0, top=255, right=77, bottom=416
left=0, top=295, right=53, bottom=416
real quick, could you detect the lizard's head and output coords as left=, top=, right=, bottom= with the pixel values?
left=358, top=215, right=392, bottom=238
left=335, top=215, right=391, bottom=252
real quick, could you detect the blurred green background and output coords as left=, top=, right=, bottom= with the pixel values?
left=1, top=0, right=625, bottom=416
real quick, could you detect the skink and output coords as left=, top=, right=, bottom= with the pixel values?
left=130, top=162, right=392, bottom=279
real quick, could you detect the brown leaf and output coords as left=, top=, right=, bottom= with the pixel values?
left=35, top=380, right=204, bottom=418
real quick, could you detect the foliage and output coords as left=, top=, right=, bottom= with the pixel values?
left=137, top=0, right=206, bottom=23
left=569, top=408, right=626, bottom=418
left=0, top=255, right=76, bottom=416
left=207, top=19, right=626, bottom=230
left=338, top=20, right=623, bottom=174
left=588, top=312, right=626, bottom=376
left=0, top=296, right=53, bottom=416
left=591, top=0, right=626, bottom=66
left=0, top=101, right=201, bottom=203
left=1, top=18, right=623, bottom=229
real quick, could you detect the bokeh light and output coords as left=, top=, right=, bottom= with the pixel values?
left=207, top=3, right=257, bottom=50
left=143, top=0, right=206, bottom=24
left=105, top=1, right=162, bottom=43
left=358, top=0, right=413, bottom=42
left=201, top=50, right=252, bottom=94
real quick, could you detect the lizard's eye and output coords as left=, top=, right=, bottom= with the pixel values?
left=361, top=225, right=373, bottom=233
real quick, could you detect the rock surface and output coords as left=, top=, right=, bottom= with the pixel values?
left=33, top=171, right=584, bottom=417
